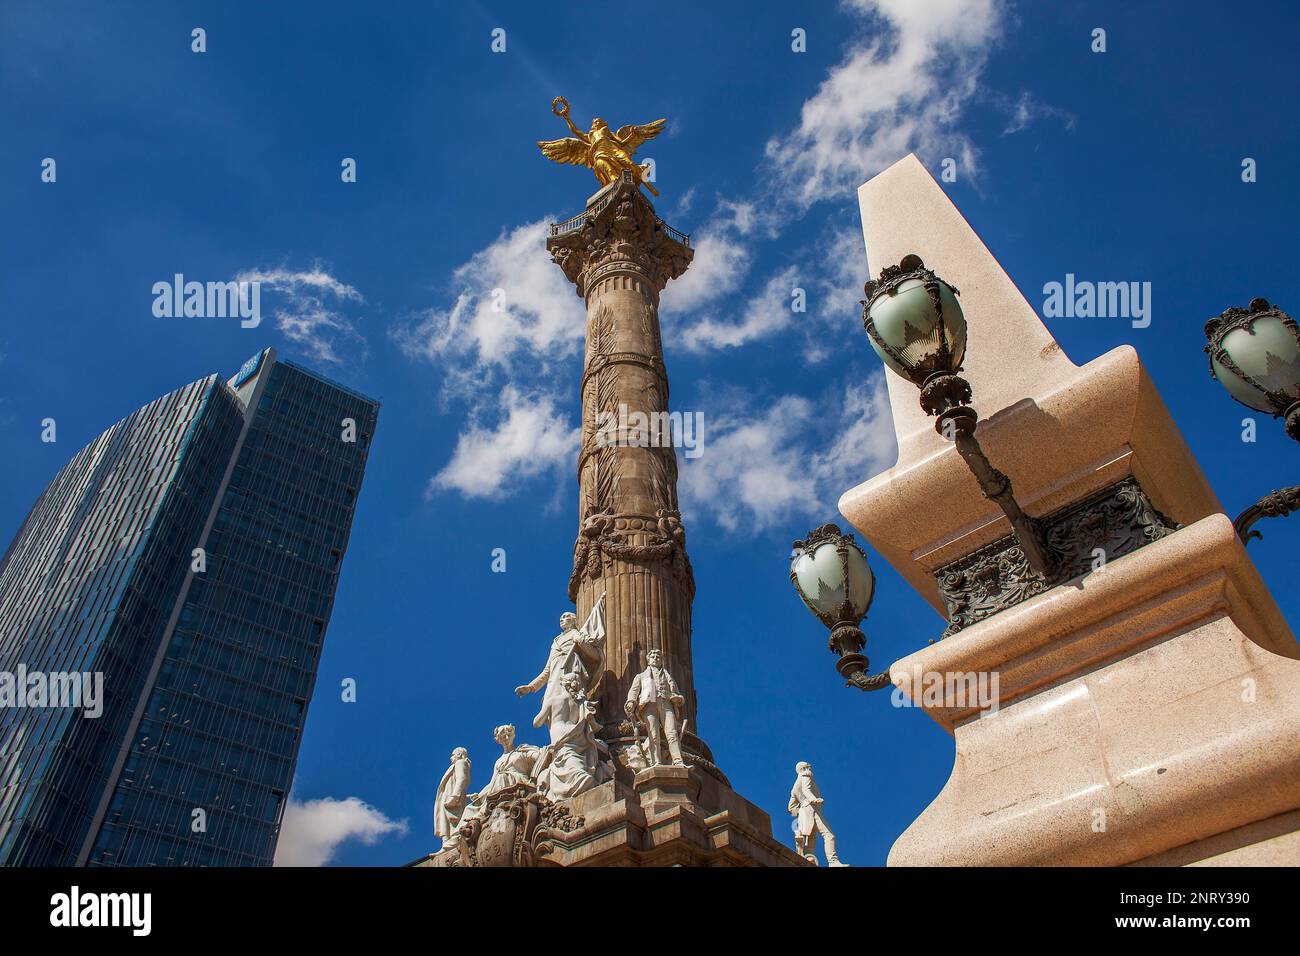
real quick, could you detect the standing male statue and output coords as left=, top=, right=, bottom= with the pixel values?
left=515, top=595, right=610, bottom=799
left=624, top=649, right=687, bottom=768
left=433, top=747, right=471, bottom=849
left=788, top=761, right=847, bottom=867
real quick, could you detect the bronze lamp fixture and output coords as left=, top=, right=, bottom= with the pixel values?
left=861, top=254, right=1056, bottom=576
left=1204, top=298, right=1300, bottom=542
left=789, top=524, right=890, bottom=692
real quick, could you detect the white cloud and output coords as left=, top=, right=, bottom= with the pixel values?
left=660, top=192, right=800, bottom=327
left=799, top=224, right=870, bottom=362
left=661, top=212, right=754, bottom=318
left=672, top=186, right=697, bottom=218
left=678, top=223, right=867, bottom=357
left=680, top=265, right=800, bottom=352
left=710, top=197, right=780, bottom=238
left=400, top=0, right=1009, bottom=504
left=765, top=0, right=1003, bottom=209
left=675, top=1, right=1004, bottom=352
left=236, top=264, right=367, bottom=365
left=273, top=796, right=408, bottom=867
left=994, top=89, right=1076, bottom=135
left=679, top=375, right=896, bottom=533
left=391, top=221, right=586, bottom=502
left=681, top=394, right=811, bottom=533
left=430, top=385, right=579, bottom=500
left=817, top=225, right=869, bottom=320
left=815, top=375, right=900, bottom=491
left=390, top=219, right=585, bottom=379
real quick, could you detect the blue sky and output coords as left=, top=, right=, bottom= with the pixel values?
left=2, top=0, right=1298, bottom=866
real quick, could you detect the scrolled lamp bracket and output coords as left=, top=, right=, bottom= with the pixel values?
left=1233, top=486, right=1300, bottom=544
left=836, top=653, right=893, bottom=692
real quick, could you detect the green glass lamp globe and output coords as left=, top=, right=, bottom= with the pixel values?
left=863, top=257, right=967, bottom=384
left=1209, top=305, right=1300, bottom=415
left=790, top=528, right=875, bottom=627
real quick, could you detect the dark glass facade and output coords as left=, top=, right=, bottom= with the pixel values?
left=0, top=350, right=378, bottom=866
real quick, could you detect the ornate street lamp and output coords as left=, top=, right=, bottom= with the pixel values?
left=862, top=254, right=1055, bottom=575
left=1204, top=298, right=1300, bottom=542
left=1205, top=298, right=1300, bottom=439
left=789, top=524, right=890, bottom=691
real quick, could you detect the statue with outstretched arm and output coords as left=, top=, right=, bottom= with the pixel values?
left=515, top=594, right=607, bottom=746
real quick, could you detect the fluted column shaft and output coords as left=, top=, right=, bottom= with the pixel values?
left=549, top=174, right=698, bottom=736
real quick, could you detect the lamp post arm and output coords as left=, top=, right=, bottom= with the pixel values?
left=917, top=370, right=1056, bottom=578
left=949, top=424, right=1056, bottom=577
left=1233, top=485, right=1300, bottom=544
left=833, top=649, right=893, bottom=692
left=845, top=668, right=893, bottom=692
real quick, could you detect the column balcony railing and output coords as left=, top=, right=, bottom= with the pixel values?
left=548, top=171, right=691, bottom=248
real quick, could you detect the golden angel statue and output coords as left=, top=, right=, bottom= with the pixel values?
left=538, top=97, right=665, bottom=196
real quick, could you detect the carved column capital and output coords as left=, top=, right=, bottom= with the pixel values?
left=546, top=175, right=693, bottom=297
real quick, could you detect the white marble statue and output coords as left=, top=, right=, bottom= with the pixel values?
left=434, top=747, right=471, bottom=849
left=515, top=595, right=607, bottom=733
left=624, top=649, right=687, bottom=768
left=515, top=595, right=611, bottom=800
left=451, top=724, right=543, bottom=842
left=478, top=723, right=542, bottom=797
left=532, top=672, right=612, bottom=800
left=788, top=761, right=846, bottom=866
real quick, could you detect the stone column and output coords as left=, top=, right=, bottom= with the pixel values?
left=547, top=172, right=702, bottom=743
left=416, top=169, right=812, bottom=869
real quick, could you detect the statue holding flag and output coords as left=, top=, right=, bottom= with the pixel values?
left=515, top=594, right=612, bottom=799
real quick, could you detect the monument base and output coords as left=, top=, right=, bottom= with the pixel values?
left=411, top=765, right=808, bottom=868
left=885, top=515, right=1300, bottom=866
left=841, top=153, right=1299, bottom=868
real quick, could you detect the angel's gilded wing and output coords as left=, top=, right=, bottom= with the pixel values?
left=537, top=136, right=591, bottom=167
left=613, top=118, right=666, bottom=154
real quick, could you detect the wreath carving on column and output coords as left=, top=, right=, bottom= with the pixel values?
left=567, top=508, right=694, bottom=600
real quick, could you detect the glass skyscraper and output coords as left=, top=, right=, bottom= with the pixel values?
left=0, top=348, right=378, bottom=866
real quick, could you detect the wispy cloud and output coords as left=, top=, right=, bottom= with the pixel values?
left=236, top=263, right=368, bottom=365
left=672, top=185, right=697, bottom=218
left=658, top=203, right=760, bottom=319
left=765, top=0, right=1004, bottom=209
left=429, top=386, right=579, bottom=500
left=677, top=222, right=869, bottom=357
left=390, top=219, right=584, bottom=392
left=800, top=223, right=870, bottom=362
left=674, top=0, right=1005, bottom=352
left=273, top=795, right=408, bottom=867
left=390, top=220, right=585, bottom=501
left=397, top=0, right=1009, bottom=507
left=679, top=375, right=896, bottom=533
left=680, top=265, right=801, bottom=352
left=991, top=89, right=1077, bottom=135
